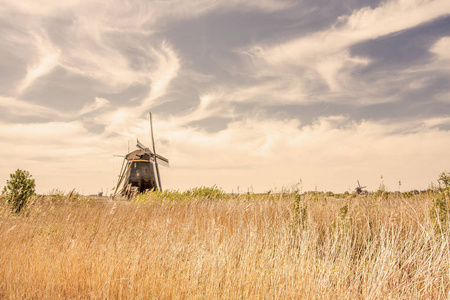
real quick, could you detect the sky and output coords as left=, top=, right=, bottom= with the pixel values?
left=1, top=0, right=450, bottom=195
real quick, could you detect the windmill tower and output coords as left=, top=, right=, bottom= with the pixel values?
left=355, top=180, right=367, bottom=195
left=113, top=112, right=169, bottom=198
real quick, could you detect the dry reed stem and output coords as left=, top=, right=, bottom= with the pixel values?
left=0, top=193, right=449, bottom=299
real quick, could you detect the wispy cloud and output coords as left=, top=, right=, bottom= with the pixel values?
left=140, top=41, right=181, bottom=109
left=0, top=96, right=61, bottom=118
left=234, top=0, right=450, bottom=104
left=0, top=0, right=448, bottom=194
left=16, top=32, right=60, bottom=95
left=253, top=0, right=450, bottom=66
left=79, top=97, right=110, bottom=115
left=159, top=115, right=450, bottom=191
left=431, top=36, right=450, bottom=62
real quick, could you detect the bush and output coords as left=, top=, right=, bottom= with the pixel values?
left=430, top=172, right=450, bottom=233
left=47, top=189, right=66, bottom=201
left=438, top=171, right=450, bottom=190
left=2, top=169, right=36, bottom=213
left=290, top=193, right=307, bottom=231
left=182, top=185, right=225, bottom=199
left=134, top=186, right=226, bottom=203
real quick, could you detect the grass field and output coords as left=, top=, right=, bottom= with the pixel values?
left=0, top=189, right=449, bottom=299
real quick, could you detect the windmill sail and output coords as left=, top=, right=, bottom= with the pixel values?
left=155, top=156, right=170, bottom=167
left=112, top=112, right=170, bottom=199
left=136, top=139, right=169, bottom=166
left=137, top=139, right=153, bottom=155
left=149, top=112, right=162, bottom=191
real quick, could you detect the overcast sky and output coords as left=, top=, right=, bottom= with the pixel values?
left=1, top=0, right=450, bottom=194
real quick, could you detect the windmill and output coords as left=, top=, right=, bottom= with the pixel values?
left=355, top=180, right=367, bottom=195
left=113, top=112, right=169, bottom=198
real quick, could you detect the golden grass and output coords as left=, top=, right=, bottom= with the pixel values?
left=0, top=192, right=449, bottom=299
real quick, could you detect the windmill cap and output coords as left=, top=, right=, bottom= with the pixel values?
left=125, top=149, right=152, bottom=161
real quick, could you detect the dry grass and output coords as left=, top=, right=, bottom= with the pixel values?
left=0, top=192, right=449, bottom=299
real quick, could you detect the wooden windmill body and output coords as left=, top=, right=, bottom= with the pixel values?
left=113, top=113, right=169, bottom=198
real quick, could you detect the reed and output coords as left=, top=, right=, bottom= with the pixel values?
left=0, top=192, right=449, bottom=299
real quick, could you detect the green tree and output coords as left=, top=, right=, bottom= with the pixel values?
left=438, top=171, right=450, bottom=190
left=430, top=171, right=450, bottom=233
left=2, top=169, right=35, bottom=213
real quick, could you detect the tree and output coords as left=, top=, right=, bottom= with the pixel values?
left=438, top=171, right=450, bottom=190
left=2, top=169, right=35, bottom=213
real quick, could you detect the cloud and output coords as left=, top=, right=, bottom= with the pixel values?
left=95, top=107, right=149, bottom=139
left=140, top=41, right=181, bottom=109
left=16, top=32, right=61, bottom=95
left=0, top=113, right=447, bottom=194
left=0, top=121, right=91, bottom=144
left=2, top=0, right=97, bottom=16
left=0, top=96, right=61, bottom=118
left=2, top=0, right=293, bottom=27
left=59, top=33, right=147, bottom=90
left=421, top=116, right=450, bottom=129
left=76, top=40, right=181, bottom=143
left=79, top=97, right=110, bottom=115
left=436, top=92, right=450, bottom=103
left=256, top=0, right=450, bottom=65
left=0, top=0, right=448, bottom=195
left=431, top=36, right=450, bottom=61
left=158, top=115, right=450, bottom=192
left=235, top=0, right=450, bottom=102
left=0, top=119, right=125, bottom=193
left=138, top=0, right=294, bottom=26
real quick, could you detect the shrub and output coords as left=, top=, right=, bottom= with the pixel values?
left=430, top=192, right=449, bottom=233
left=182, top=185, right=225, bottom=199
left=134, top=186, right=226, bottom=203
left=48, top=189, right=66, bottom=201
left=438, top=171, right=450, bottom=190
left=2, top=169, right=36, bottom=213
left=430, top=172, right=450, bottom=233
left=290, top=193, right=307, bottom=231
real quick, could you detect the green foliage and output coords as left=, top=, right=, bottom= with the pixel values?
left=430, top=192, right=449, bottom=233
left=402, top=191, right=414, bottom=198
left=339, top=203, right=349, bottom=220
left=182, top=185, right=225, bottom=199
left=134, top=189, right=177, bottom=203
left=48, top=189, right=66, bottom=201
left=290, top=193, right=307, bottom=231
left=0, top=194, right=6, bottom=206
left=430, top=172, right=450, bottom=234
left=45, top=189, right=81, bottom=202
left=376, top=182, right=387, bottom=199
left=134, top=185, right=226, bottom=203
left=2, top=169, right=36, bottom=213
left=438, top=171, right=450, bottom=189
left=331, top=202, right=352, bottom=235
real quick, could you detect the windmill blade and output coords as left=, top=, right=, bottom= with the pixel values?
left=136, top=139, right=153, bottom=155
left=357, top=180, right=361, bottom=188
left=138, top=138, right=168, bottom=165
left=156, top=157, right=170, bottom=168
left=149, top=112, right=163, bottom=191
left=112, top=158, right=126, bottom=199
left=155, top=153, right=169, bottom=164
left=113, top=159, right=130, bottom=199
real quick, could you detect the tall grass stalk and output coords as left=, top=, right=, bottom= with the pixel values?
left=0, top=192, right=449, bottom=298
